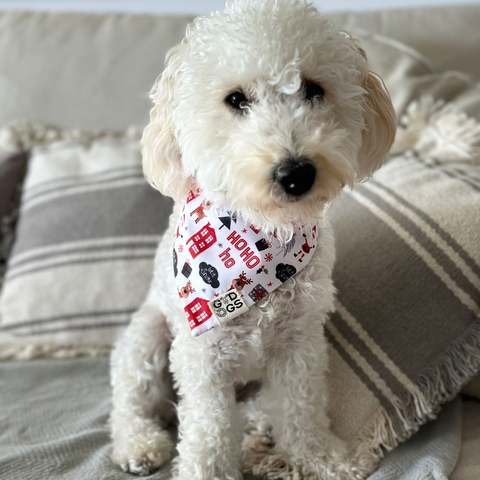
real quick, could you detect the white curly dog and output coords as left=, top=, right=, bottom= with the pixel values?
left=110, top=1, right=396, bottom=479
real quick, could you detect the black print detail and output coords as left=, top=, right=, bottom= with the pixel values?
left=199, top=262, right=220, bottom=289
left=255, top=238, right=269, bottom=251
left=173, top=249, right=178, bottom=277
left=275, top=263, right=297, bottom=283
left=218, top=211, right=237, bottom=230
left=256, top=266, right=269, bottom=275
left=181, top=262, right=192, bottom=278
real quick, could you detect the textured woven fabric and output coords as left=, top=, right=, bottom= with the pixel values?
left=369, top=397, right=462, bottom=480
left=0, top=356, right=462, bottom=480
left=0, top=357, right=174, bottom=480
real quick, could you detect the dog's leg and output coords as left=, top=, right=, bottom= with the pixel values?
left=257, top=317, right=348, bottom=480
left=110, top=303, right=175, bottom=476
left=170, top=336, right=243, bottom=480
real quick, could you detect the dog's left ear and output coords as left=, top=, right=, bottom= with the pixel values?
left=355, top=46, right=396, bottom=182
left=141, top=41, right=190, bottom=201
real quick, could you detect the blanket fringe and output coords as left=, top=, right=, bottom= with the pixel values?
left=391, top=95, right=480, bottom=164
left=0, top=120, right=142, bottom=152
left=349, top=318, right=480, bottom=479
left=0, top=342, right=111, bottom=361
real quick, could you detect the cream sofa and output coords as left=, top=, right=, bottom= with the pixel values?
left=0, top=5, right=479, bottom=479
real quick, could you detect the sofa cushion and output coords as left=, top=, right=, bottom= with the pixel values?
left=0, top=11, right=191, bottom=130
left=0, top=150, right=28, bottom=286
left=451, top=398, right=480, bottom=480
left=329, top=4, right=480, bottom=80
left=0, top=130, right=173, bottom=356
left=0, top=151, right=27, bottom=223
left=1, top=5, right=479, bottom=130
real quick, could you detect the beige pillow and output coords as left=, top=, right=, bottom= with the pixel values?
left=0, top=127, right=173, bottom=358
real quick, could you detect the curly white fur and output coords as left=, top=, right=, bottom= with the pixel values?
left=110, top=1, right=395, bottom=479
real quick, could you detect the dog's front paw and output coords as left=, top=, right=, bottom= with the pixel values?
left=112, top=426, right=174, bottom=476
left=248, top=432, right=353, bottom=480
left=173, top=458, right=243, bottom=480
left=251, top=449, right=351, bottom=480
left=172, top=474, right=242, bottom=480
left=119, top=453, right=167, bottom=476
left=290, top=432, right=353, bottom=480
left=250, top=452, right=301, bottom=480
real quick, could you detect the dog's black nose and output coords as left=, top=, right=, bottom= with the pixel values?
left=274, top=158, right=316, bottom=196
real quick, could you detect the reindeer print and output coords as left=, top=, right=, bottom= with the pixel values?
left=178, top=280, right=196, bottom=298
left=190, top=199, right=214, bottom=223
left=230, top=271, right=253, bottom=291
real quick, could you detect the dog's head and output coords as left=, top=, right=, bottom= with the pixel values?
left=142, top=0, right=396, bottom=233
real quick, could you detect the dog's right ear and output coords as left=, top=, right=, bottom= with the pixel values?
left=354, top=45, right=396, bottom=181
left=141, top=42, right=190, bottom=201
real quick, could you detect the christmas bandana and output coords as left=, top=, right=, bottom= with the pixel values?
left=173, top=187, right=317, bottom=337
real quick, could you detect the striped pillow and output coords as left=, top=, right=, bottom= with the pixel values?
left=322, top=98, right=480, bottom=474
left=0, top=134, right=173, bottom=357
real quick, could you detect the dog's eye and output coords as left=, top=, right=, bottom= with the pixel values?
left=304, top=82, right=325, bottom=103
left=225, top=91, right=249, bottom=112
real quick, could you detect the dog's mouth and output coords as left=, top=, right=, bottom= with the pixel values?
left=271, top=156, right=316, bottom=201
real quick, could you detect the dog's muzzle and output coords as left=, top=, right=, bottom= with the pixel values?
left=274, top=157, right=316, bottom=197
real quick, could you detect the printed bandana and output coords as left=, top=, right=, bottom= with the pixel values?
left=173, top=187, right=317, bottom=337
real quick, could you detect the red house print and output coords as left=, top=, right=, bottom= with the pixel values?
left=186, top=222, right=217, bottom=258
left=184, top=297, right=212, bottom=329
left=186, top=190, right=199, bottom=204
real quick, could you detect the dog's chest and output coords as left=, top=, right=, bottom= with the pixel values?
left=203, top=267, right=318, bottom=373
